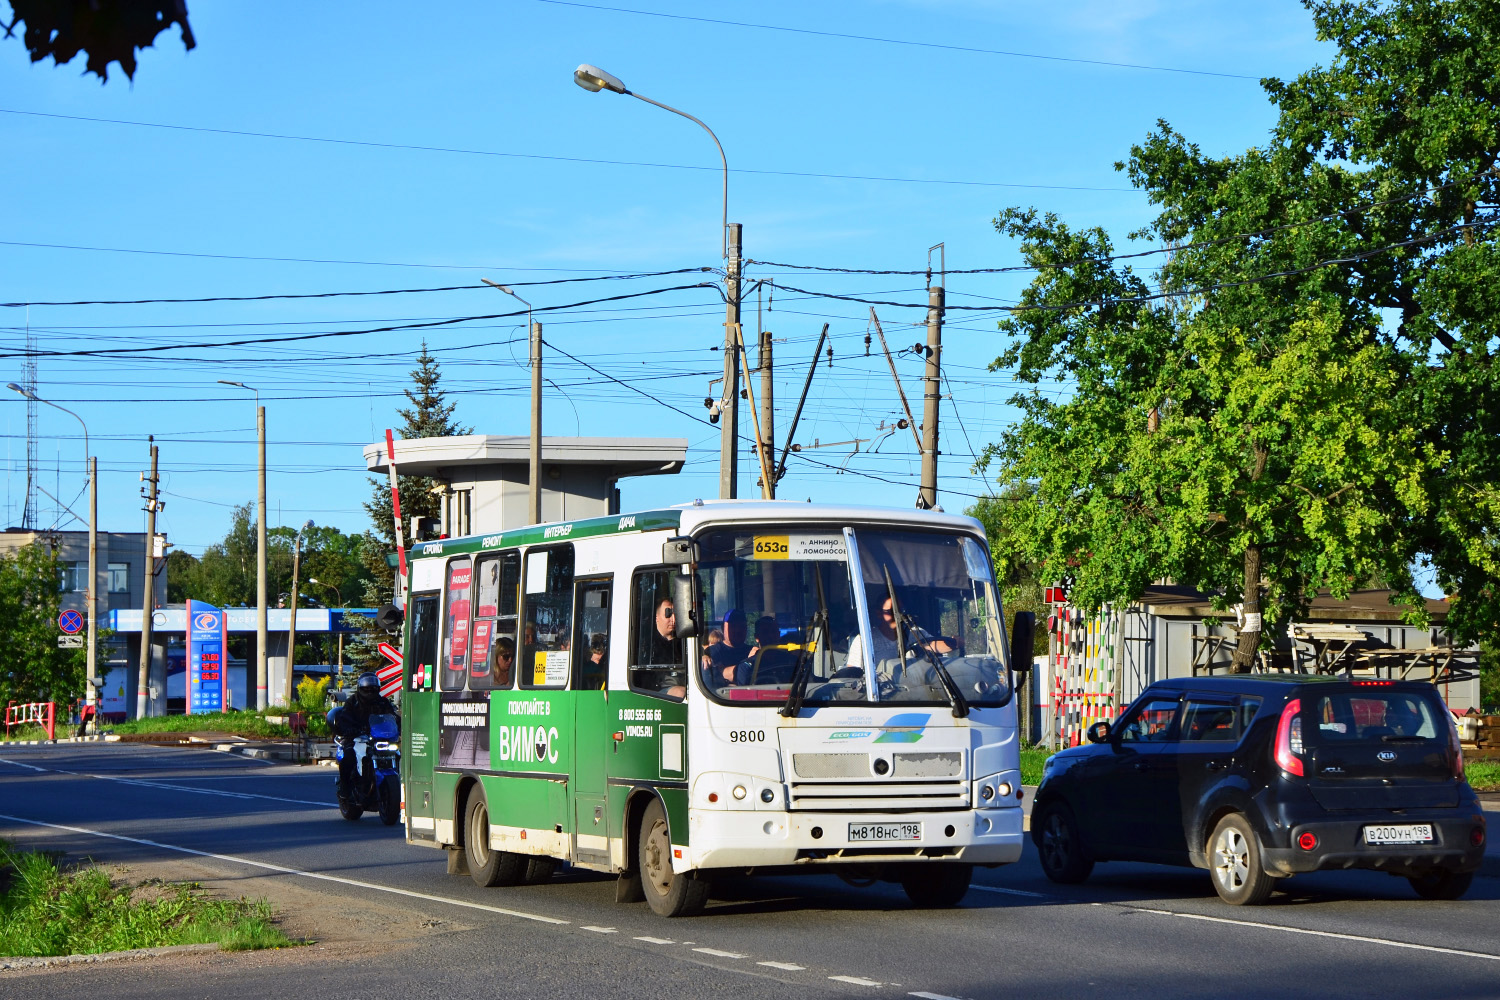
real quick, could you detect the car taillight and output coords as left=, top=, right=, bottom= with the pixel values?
left=1275, top=698, right=1304, bottom=776
left=1448, top=712, right=1465, bottom=781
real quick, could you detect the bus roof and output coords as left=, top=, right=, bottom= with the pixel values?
left=407, top=500, right=985, bottom=559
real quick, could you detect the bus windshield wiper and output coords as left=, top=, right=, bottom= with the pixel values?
left=781, top=566, right=829, bottom=718
left=883, top=564, right=968, bottom=718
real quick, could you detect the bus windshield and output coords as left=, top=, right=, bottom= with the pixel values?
left=694, top=527, right=1011, bottom=708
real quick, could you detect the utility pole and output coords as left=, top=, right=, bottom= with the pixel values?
left=719, top=223, right=742, bottom=499
left=530, top=319, right=543, bottom=524
left=85, top=454, right=96, bottom=724
left=759, top=327, right=774, bottom=498
left=285, top=521, right=312, bottom=707
left=135, top=440, right=159, bottom=719
left=918, top=285, right=944, bottom=510
left=255, top=404, right=268, bottom=710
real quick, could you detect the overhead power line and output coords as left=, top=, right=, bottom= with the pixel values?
left=530, top=0, right=1259, bottom=80
left=0, top=283, right=719, bottom=359
left=0, top=268, right=714, bottom=309
left=0, top=108, right=1134, bottom=193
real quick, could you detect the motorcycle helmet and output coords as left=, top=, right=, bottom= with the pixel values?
left=356, top=671, right=381, bottom=703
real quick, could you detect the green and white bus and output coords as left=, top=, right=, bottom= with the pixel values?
left=396, top=500, right=1031, bottom=916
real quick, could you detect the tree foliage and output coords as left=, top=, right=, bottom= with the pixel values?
left=3, top=0, right=194, bottom=81
left=350, top=341, right=469, bottom=669
left=983, top=0, right=1499, bottom=659
left=0, top=542, right=86, bottom=706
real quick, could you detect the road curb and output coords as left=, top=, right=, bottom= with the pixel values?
left=0, top=735, right=119, bottom=746
left=0, top=942, right=219, bottom=971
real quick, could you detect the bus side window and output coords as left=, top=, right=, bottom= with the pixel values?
left=441, top=557, right=473, bottom=691
left=628, top=568, right=685, bottom=701
left=572, top=578, right=613, bottom=691
left=469, top=551, right=521, bottom=690
left=520, top=545, right=574, bottom=689
left=408, top=593, right=440, bottom=688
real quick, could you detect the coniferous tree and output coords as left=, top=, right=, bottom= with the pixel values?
left=348, top=341, right=469, bottom=669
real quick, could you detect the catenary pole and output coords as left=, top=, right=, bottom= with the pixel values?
left=530, top=319, right=543, bottom=524
left=86, top=455, right=96, bottom=722
left=285, top=521, right=311, bottom=707
left=759, top=325, right=775, bottom=498
left=135, top=440, right=158, bottom=719
left=721, top=223, right=742, bottom=499
left=256, top=403, right=268, bottom=709
left=918, top=285, right=944, bottom=510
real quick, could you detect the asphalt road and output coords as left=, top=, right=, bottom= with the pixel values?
left=1, top=743, right=1497, bottom=1000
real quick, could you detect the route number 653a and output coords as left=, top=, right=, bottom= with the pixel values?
left=728, top=730, right=766, bottom=743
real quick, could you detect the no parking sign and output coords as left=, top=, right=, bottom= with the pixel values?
left=58, top=609, right=83, bottom=634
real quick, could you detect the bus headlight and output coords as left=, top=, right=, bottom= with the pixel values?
left=732, top=784, right=748, bottom=800
left=997, top=782, right=1012, bottom=798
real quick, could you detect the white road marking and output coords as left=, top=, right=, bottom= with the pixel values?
left=635, top=936, right=675, bottom=945
left=909, top=992, right=964, bottom=999
left=0, top=757, right=47, bottom=772
left=0, top=812, right=568, bottom=926
left=1105, top=903, right=1500, bottom=963
left=969, top=884, right=1049, bottom=899
left=758, top=961, right=805, bottom=971
left=693, top=947, right=746, bottom=959
left=66, top=771, right=332, bottom=807
left=583, top=926, right=617, bottom=933
left=830, top=975, right=883, bottom=986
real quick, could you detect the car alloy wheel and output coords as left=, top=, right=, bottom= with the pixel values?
left=1213, top=826, right=1251, bottom=893
left=1207, top=813, right=1275, bottom=905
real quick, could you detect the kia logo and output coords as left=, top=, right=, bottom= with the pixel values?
left=1377, top=750, right=1397, bottom=762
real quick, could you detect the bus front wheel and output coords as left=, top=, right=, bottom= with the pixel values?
left=464, top=792, right=525, bottom=888
left=900, top=863, right=973, bottom=908
left=638, top=798, right=708, bottom=917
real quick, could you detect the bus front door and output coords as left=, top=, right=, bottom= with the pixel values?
left=571, top=577, right=613, bottom=867
left=402, top=592, right=441, bottom=842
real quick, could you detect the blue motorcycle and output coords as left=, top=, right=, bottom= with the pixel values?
left=331, top=711, right=402, bottom=825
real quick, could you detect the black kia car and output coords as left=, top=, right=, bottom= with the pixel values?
left=1030, top=676, right=1486, bottom=904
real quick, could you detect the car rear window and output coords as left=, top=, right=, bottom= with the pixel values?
left=1306, top=689, right=1445, bottom=744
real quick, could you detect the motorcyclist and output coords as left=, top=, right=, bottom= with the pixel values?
left=334, top=671, right=397, bottom=802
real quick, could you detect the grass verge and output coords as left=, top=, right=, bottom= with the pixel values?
left=1019, top=745, right=1055, bottom=786
left=0, top=842, right=294, bottom=956
left=0, top=724, right=55, bottom=743
left=110, top=711, right=293, bottom=740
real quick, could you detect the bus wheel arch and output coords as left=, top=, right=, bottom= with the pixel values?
left=453, top=775, right=481, bottom=850
left=637, top=796, right=708, bottom=917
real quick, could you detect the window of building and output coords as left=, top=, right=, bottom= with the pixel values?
left=440, top=557, right=473, bottom=691
left=520, top=546, right=574, bottom=689
left=106, top=563, right=129, bottom=593
left=469, top=552, right=520, bottom=690
left=58, top=562, right=85, bottom=592
left=628, top=568, right=686, bottom=700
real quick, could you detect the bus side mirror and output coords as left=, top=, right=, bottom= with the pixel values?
left=1010, top=611, right=1035, bottom=665
left=374, top=604, right=404, bottom=633
left=671, top=572, right=699, bottom=640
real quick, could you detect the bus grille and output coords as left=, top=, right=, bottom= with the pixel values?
left=787, top=751, right=968, bottom=811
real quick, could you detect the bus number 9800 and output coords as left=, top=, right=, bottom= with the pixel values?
left=728, top=730, right=765, bottom=743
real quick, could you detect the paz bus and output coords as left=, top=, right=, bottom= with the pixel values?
left=395, top=500, right=1032, bottom=916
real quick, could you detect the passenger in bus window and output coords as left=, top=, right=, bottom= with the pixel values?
left=736, top=614, right=797, bottom=685
left=491, top=637, right=515, bottom=687
left=707, top=609, right=751, bottom=682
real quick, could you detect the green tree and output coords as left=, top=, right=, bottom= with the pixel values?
left=968, top=485, right=1048, bottom=658
left=981, top=2, right=1500, bottom=664
left=350, top=341, right=469, bottom=668
left=3, top=0, right=194, bottom=81
left=0, top=542, right=86, bottom=707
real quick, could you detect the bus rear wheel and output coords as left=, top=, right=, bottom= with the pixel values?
left=465, top=792, right=525, bottom=888
left=638, top=798, right=707, bottom=917
left=900, top=863, right=973, bottom=908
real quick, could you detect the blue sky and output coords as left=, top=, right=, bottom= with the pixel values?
left=1, top=1, right=1331, bottom=556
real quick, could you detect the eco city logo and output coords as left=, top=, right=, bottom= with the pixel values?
left=828, top=730, right=874, bottom=741
left=873, top=713, right=931, bottom=744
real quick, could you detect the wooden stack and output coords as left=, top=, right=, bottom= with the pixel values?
left=1476, top=716, right=1500, bottom=751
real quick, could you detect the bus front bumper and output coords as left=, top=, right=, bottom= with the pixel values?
left=684, top=806, right=1024, bottom=872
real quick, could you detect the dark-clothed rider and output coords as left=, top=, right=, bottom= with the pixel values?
left=334, top=671, right=397, bottom=801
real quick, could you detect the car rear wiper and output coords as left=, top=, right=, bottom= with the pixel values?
left=883, top=564, right=968, bottom=718
left=780, top=566, right=829, bottom=718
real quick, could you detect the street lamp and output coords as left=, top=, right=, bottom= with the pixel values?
left=307, top=577, right=344, bottom=607
left=219, top=379, right=269, bottom=711
left=9, top=382, right=97, bottom=725
left=573, top=64, right=728, bottom=259
left=574, top=63, right=744, bottom=500
left=284, top=519, right=314, bottom=707
left=482, top=281, right=543, bottom=526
